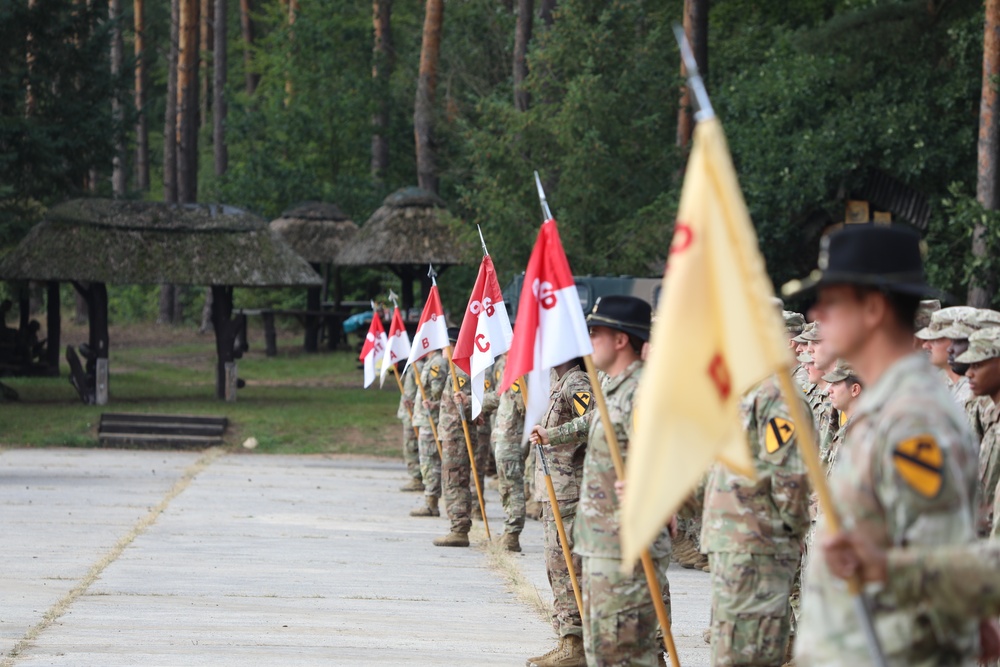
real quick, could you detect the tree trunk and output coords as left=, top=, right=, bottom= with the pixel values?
left=164, top=0, right=179, bottom=204
left=74, top=289, right=88, bottom=325
left=513, top=0, right=533, bottom=112
left=413, top=0, right=444, bottom=194
left=676, top=0, right=708, bottom=150
left=134, top=0, right=149, bottom=191
left=110, top=0, right=127, bottom=196
left=46, top=281, right=61, bottom=372
left=973, top=0, right=1000, bottom=307
left=199, top=287, right=213, bottom=333
left=539, top=0, right=556, bottom=28
left=177, top=0, right=200, bottom=203
left=200, top=0, right=213, bottom=128
left=25, top=0, right=37, bottom=116
left=284, top=0, right=298, bottom=103
left=214, top=0, right=227, bottom=176
left=371, top=0, right=393, bottom=181
left=239, top=0, right=259, bottom=95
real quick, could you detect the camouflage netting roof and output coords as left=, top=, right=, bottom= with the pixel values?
left=0, top=199, right=322, bottom=287
left=337, top=187, right=473, bottom=266
left=269, top=201, right=358, bottom=264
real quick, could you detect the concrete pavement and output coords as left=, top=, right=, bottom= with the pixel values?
left=0, top=448, right=710, bottom=666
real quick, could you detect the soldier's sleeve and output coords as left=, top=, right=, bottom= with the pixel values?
left=875, top=412, right=975, bottom=546
left=546, top=412, right=594, bottom=446
left=561, top=372, right=594, bottom=421
left=758, top=388, right=812, bottom=540
left=887, top=542, right=1000, bottom=618
left=481, top=387, right=500, bottom=415
left=404, top=366, right=418, bottom=400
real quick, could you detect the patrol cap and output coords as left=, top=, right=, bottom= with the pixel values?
left=783, top=311, right=806, bottom=335
left=914, top=306, right=977, bottom=341
left=956, top=326, right=1000, bottom=364
left=782, top=224, right=942, bottom=299
left=915, top=299, right=941, bottom=330
left=586, top=295, right=652, bottom=342
left=822, top=359, right=855, bottom=383
left=937, top=308, right=1000, bottom=340
left=792, top=322, right=821, bottom=343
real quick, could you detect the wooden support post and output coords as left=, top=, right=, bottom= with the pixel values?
left=211, top=285, right=237, bottom=400
left=224, top=361, right=238, bottom=402
left=304, top=280, right=320, bottom=353
left=95, top=358, right=109, bottom=406
left=46, top=281, right=60, bottom=374
left=263, top=310, right=277, bottom=357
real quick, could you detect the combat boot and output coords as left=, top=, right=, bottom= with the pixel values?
left=433, top=531, right=470, bottom=547
left=409, top=496, right=440, bottom=517
left=526, top=635, right=586, bottom=667
left=499, top=532, right=521, bottom=552
left=399, top=478, right=425, bottom=492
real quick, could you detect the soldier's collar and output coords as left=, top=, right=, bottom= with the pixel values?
left=851, top=353, right=928, bottom=420
left=603, top=359, right=643, bottom=394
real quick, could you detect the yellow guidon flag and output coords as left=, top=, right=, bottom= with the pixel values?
left=620, top=117, right=792, bottom=567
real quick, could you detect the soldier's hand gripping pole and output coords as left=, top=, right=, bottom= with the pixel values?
left=583, top=355, right=681, bottom=667
left=444, top=345, right=492, bottom=540
left=413, top=366, right=444, bottom=460
left=391, top=364, right=422, bottom=443
left=775, top=369, right=887, bottom=667
left=536, top=443, right=585, bottom=620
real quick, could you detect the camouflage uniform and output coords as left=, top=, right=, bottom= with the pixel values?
left=574, top=360, right=671, bottom=667
left=536, top=364, right=593, bottom=640
left=474, top=370, right=495, bottom=498
left=398, top=365, right=421, bottom=486
left=414, top=353, right=447, bottom=499
left=792, top=364, right=811, bottom=393
left=795, top=354, right=979, bottom=667
left=439, top=361, right=474, bottom=535
left=886, top=541, right=1000, bottom=618
left=701, top=375, right=811, bottom=666
left=489, top=357, right=527, bottom=535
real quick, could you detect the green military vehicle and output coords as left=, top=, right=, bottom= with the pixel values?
left=502, top=274, right=662, bottom=322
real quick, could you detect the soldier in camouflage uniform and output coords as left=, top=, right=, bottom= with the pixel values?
left=938, top=308, right=1000, bottom=409
left=434, top=328, right=476, bottom=547
left=915, top=306, right=978, bottom=408
left=789, top=224, right=979, bottom=666
left=957, top=326, right=1000, bottom=536
left=821, top=359, right=863, bottom=473
left=701, top=373, right=811, bottom=666
left=574, top=296, right=671, bottom=667
left=524, top=359, right=593, bottom=667
left=411, top=352, right=447, bottom=517
left=485, top=354, right=527, bottom=552
left=398, top=364, right=424, bottom=492
left=473, top=368, right=496, bottom=520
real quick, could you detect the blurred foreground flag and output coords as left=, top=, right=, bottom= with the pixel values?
left=620, top=117, right=791, bottom=566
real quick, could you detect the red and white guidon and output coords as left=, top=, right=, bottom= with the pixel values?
left=359, top=312, right=388, bottom=389
left=452, top=255, right=513, bottom=419
left=379, top=306, right=412, bottom=387
left=403, top=285, right=449, bottom=373
left=500, top=219, right=592, bottom=438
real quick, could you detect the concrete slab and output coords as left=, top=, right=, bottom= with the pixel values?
left=0, top=449, right=712, bottom=666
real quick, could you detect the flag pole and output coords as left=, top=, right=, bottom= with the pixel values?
left=444, top=345, right=492, bottom=540
left=670, top=25, right=886, bottom=667
left=412, top=366, right=444, bottom=460
left=532, top=173, right=678, bottom=665
left=583, top=356, right=680, bottom=667
left=536, top=443, right=585, bottom=619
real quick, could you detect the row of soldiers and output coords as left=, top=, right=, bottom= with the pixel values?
left=386, top=222, right=1000, bottom=666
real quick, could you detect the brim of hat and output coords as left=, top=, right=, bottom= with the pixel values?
left=956, top=348, right=997, bottom=364
left=937, top=324, right=972, bottom=340
left=781, top=270, right=948, bottom=301
left=586, top=315, right=651, bottom=342
left=823, top=371, right=849, bottom=383
left=914, top=327, right=947, bottom=341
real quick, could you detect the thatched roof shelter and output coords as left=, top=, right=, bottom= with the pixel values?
left=269, top=202, right=358, bottom=264
left=337, top=188, right=473, bottom=309
left=0, top=199, right=321, bottom=287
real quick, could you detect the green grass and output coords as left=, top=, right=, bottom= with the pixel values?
left=0, top=334, right=403, bottom=457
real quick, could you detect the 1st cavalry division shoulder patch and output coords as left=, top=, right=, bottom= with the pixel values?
left=458, top=376, right=467, bottom=388
left=765, top=418, right=795, bottom=454
left=892, top=435, right=943, bottom=498
left=572, top=392, right=592, bottom=417
left=430, top=365, right=440, bottom=378
left=511, top=379, right=521, bottom=394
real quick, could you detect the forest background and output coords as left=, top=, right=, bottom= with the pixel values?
left=2, top=0, right=999, bottom=321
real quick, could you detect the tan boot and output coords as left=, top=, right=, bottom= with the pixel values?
left=433, top=531, right=470, bottom=547
left=399, top=478, right=425, bottom=492
left=499, top=532, right=521, bottom=552
left=409, top=496, right=440, bottom=517
left=526, top=635, right=586, bottom=667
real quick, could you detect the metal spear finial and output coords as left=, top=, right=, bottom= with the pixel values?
left=476, top=224, right=489, bottom=257
left=672, top=24, right=715, bottom=122
left=534, top=170, right=554, bottom=221
left=427, top=263, right=438, bottom=286
left=388, top=289, right=399, bottom=309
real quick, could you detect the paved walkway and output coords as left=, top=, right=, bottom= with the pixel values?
left=0, top=448, right=710, bottom=666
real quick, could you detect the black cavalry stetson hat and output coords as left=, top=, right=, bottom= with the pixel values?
left=781, top=224, right=942, bottom=299
left=447, top=326, right=461, bottom=344
left=586, top=295, right=652, bottom=342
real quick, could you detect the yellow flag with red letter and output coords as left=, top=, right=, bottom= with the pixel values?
left=620, top=117, right=792, bottom=566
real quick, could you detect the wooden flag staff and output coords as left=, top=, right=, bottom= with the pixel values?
left=413, top=367, right=444, bottom=460
left=536, top=443, right=585, bottom=619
